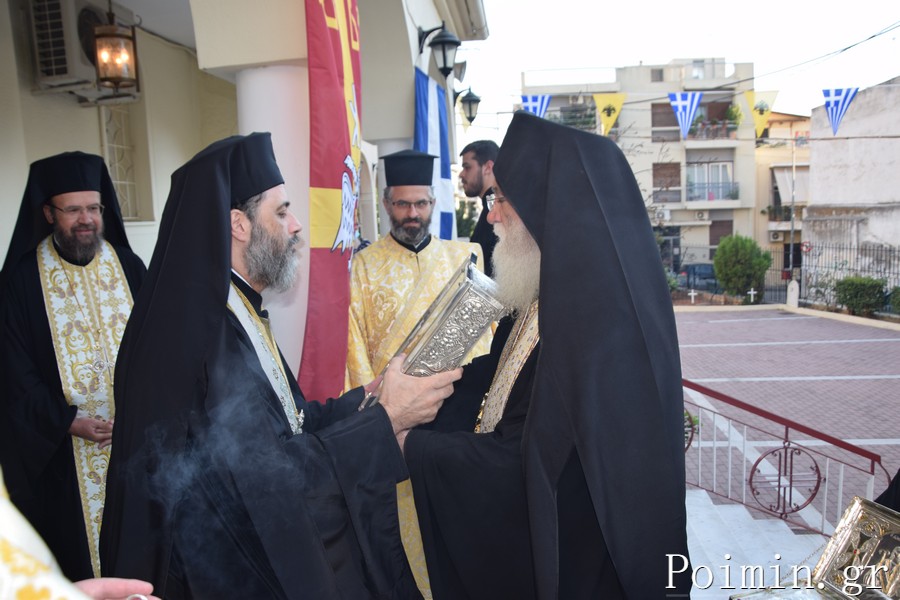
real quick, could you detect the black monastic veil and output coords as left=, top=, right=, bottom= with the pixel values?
left=0, top=152, right=145, bottom=581
left=407, top=111, right=692, bottom=599
left=100, top=133, right=420, bottom=599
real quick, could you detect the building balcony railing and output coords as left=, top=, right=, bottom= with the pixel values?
left=652, top=189, right=682, bottom=204
left=651, top=121, right=741, bottom=143
left=687, top=120, right=739, bottom=140
left=764, top=204, right=796, bottom=222
left=686, top=182, right=739, bottom=201
left=545, top=106, right=597, bottom=134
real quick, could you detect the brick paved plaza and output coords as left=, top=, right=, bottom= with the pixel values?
left=675, top=305, right=900, bottom=493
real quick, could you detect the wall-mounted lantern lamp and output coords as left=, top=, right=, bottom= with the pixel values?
left=94, top=0, right=138, bottom=95
left=418, top=21, right=460, bottom=79
left=454, top=88, right=480, bottom=124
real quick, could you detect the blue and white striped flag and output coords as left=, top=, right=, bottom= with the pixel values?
left=668, top=92, right=703, bottom=139
left=521, top=95, right=551, bottom=118
left=414, top=67, right=455, bottom=239
left=823, top=88, right=858, bottom=135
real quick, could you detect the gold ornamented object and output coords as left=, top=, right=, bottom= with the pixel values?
left=813, top=496, right=900, bottom=599
left=359, top=254, right=505, bottom=409
left=731, top=497, right=900, bottom=599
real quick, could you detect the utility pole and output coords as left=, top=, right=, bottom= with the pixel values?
left=788, top=121, right=796, bottom=276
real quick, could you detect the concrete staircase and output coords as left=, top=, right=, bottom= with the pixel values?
left=685, top=488, right=829, bottom=598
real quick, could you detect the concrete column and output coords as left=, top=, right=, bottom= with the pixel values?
left=236, top=65, right=311, bottom=375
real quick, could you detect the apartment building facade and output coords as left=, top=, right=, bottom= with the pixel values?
left=523, top=58, right=777, bottom=273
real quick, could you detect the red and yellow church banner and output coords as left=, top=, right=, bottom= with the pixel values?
left=300, top=0, right=361, bottom=400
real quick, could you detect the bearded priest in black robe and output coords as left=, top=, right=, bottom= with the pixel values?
left=405, top=112, right=692, bottom=599
left=0, top=152, right=146, bottom=581
left=100, top=132, right=460, bottom=599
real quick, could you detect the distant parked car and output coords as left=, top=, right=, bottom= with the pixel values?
left=679, top=263, right=719, bottom=291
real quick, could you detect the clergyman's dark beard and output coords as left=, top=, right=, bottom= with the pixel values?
left=391, top=215, right=431, bottom=246
left=245, top=224, right=301, bottom=293
left=54, top=223, right=103, bottom=264
left=463, top=172, right=483, bottom=198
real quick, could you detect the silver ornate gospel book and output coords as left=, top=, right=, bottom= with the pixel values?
left=359, top=253, right=505, bottom=409
left=730, top=497, right=900, bottom=599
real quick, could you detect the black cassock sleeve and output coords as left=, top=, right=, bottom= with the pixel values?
left=404, top=342, right=539, bottom=600
left=167, top=314, right=420, bottom=599
left=0, top=247, right=144, bottom=485
left=1, top=255, right=80, bottom=486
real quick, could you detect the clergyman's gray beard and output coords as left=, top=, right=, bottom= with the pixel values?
left=391, top=215, right=431, bottom=246
left=54, top=225, right=103, bottom=264
left=245, top=225, right=301, bottom=293
left=491, top=219, right=540, bottom=314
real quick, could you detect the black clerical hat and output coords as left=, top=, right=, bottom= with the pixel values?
left=184, top=132, right=284, bottom=208
left=29, top=152, right=107, bottom=200
left=1, top=151, right=131, bottom=282
left=382, top=150, right=435, bottom=186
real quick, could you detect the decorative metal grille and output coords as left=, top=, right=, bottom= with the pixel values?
left=101, top=104, right=140, bottom=220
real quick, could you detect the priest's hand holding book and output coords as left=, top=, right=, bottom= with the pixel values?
left=378, top=354, right=461, bottom=449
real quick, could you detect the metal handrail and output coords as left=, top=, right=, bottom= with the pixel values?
left=682, top=378, right=891, bottom=535
left=684, top=379, right=886, bottom=469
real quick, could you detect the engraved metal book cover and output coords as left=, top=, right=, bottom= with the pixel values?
left=731, top=497, right=900, bottom=599
left=359, top=253, right=505, bottom=409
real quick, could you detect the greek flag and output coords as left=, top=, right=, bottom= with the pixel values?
left=669, top=92, right=703, bottom=139
left=823, top=88, right=858, bottom=135
left=521, top=94, right=551, bottom=118
left=414, top=67, right=455, bottom=239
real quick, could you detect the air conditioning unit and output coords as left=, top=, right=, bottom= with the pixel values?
left=29, top=0, right=135, bottom=101
left=769, top=231, right=785, bottom=242
left=654, top=209, right=671, bottom=221
left=695, top=210, right=707, bottom=220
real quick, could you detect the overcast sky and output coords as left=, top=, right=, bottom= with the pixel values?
left=454, top=1, right=900, bottom=144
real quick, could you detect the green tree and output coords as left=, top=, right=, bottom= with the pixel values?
left=456, top=199, right=478, bottom=238
left=712, top=235, right=771, bottom=303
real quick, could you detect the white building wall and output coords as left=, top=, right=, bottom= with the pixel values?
left=810, top=79, right=900, bottom=207
left=808, top=78, right=900, bottom=247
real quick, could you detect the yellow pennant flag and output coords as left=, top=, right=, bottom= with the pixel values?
left=593, top=93, right=626, bottom=136
left=745, top=91, right=778, bottom=139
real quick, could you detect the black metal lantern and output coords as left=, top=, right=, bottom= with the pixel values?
left=94, top=2, right=138, bottom=93
left=418, top=22, right=460, bottom=79
left=459, top=89, right=481, bottom=124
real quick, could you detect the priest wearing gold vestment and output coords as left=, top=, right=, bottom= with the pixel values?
left=0, top=152, right=146, bottom=582
left=345, top=149, right=491, bottom=598
left=345, top=149, right=491, bottom=391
